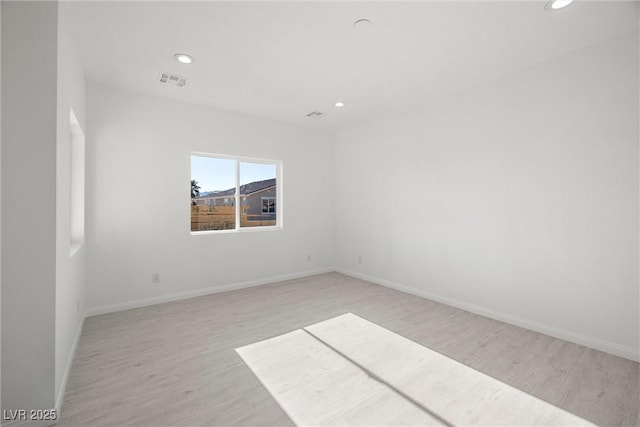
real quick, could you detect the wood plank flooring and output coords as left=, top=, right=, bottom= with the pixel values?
left=57, top=272, right=639, bottom=426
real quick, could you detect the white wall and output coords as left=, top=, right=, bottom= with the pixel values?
left=334, top=33, right=639, bottom=360
left=85, top=84, right=334, bottom=312
left=1, top=0, right=58, bottom=414
left=55, top=5, right=86, bottom=409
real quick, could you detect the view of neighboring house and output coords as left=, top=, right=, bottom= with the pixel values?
left=195, top=178, right=276, bottom=220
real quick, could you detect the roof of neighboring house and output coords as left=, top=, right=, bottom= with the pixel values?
left=197, top=178, right=275, bottom=199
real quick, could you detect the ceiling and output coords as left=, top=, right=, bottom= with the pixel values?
left=64, top=1, right=639, bottom=131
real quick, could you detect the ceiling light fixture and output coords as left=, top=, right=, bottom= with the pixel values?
left=173, top=53, right=195, bottom=64
left=335, top=102, right=345, bottom=108
left=545, top=0, right=574, bottom=11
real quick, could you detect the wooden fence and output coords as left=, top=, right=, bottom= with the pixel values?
left=191, top=205, right=276, bottom=231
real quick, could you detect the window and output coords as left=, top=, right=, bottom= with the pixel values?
left=190, top=153, right=281, bottom=233
left=70, top=109, right=85, bottom=255
left=262, top=197, right=276, bottom=214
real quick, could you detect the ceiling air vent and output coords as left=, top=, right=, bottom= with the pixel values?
left=160, top=72, right=187, bottom=87
left=306, top=111, right=324, bottom=118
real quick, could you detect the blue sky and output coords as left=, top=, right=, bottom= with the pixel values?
left=191, top=155, right=276, bottom=193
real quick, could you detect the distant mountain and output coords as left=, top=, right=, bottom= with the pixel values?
left=199, top=191, right=221, bottom=197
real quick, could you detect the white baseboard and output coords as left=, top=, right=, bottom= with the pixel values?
left=83, top=266, right=639, bottom=362
left=54, top=316, right=85, bottom=415
left=335, top=268, right=640, bottom=362
left=86, top=268, right=334, bottom=317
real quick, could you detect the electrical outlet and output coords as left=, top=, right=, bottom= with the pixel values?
left=306, top=254, right=311, bottom=262
left=358, top=255, right=362, bottom=264
left=152, top=273, right=160, bottom=283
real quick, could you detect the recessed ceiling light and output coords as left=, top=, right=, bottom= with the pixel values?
left=335, top=102, right=345, bottom=108
left=545, top=0, right=574, bottom=11
left=173, top=53, right=195, bottom=64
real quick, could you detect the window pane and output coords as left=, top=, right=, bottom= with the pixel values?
left=239, top=162, right=277, bottom=228
left=191, top=155, right=236, bottom=231
left=70, top=110, right=85, bottom=250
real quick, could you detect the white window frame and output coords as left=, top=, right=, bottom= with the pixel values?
left=190, top=152, right=283, bottom=234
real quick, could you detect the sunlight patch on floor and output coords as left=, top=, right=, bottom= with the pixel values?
left=236, top=313, right=594, bottom=427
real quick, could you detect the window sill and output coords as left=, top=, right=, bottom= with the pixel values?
left=190, top=226, right=282, bottom=236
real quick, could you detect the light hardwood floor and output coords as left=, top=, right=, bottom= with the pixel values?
left=58, top=272, right=639, bottom=426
